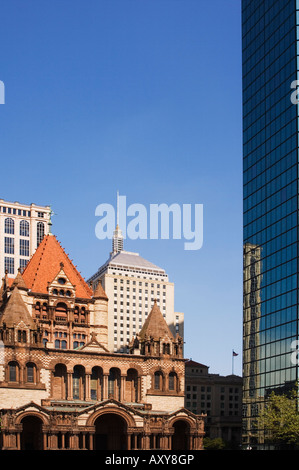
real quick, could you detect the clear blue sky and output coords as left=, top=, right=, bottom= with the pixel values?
left=0, top=0, right=242, bottom=376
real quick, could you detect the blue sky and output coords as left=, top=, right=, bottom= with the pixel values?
left=0, top=0, right=242, bottom=376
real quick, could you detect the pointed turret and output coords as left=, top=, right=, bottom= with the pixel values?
left=139, top=299, right=174, bottom=342
left=91, top=281, right=108, bottom=349
left=93, top=280, right=108, bottom=300
left=0, top=286, right=35, bottom=329
left=10, top=268, right=28, bottom=291
left=132, top=300, right=183, bottom=358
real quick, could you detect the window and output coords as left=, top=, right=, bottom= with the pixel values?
left=154, top=371, right=163, bottom=390
left=169, top=372, right=178, bottom=391
left=20, top=220, right=29, bottom=237
left=20, top=239, right=29, bottom=257
left=26, top=363, right=35, bottom=383
left=4, top=257, right=14, bottom=274
left=37, top=221, right=45, bottom=247
left=8, top=362, right=18, bottom=382
left=19, top=259, right=28, bottom=271
left=17, top=330, right=27, bottom=343
left=4, top=218, right=14, bottom=234
left=4, top=237, right=14, bottom=254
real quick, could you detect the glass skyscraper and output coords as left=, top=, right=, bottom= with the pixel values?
left=242, top=0, right=299, bottom=449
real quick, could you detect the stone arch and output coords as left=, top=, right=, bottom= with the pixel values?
left=86, top=406, right=136, bottom=428
left=169, top=417, right=193, bottom=450
left=20, top=414, right=44, bottom=450
left=93, top=412, right=128, bottom=450
left=15, top=409, right=49, bottom=426
left=125, top=368, right=139, bottom=402
left=52, top=363, right=68, bottom=399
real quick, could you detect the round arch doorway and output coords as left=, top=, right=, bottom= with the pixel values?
left=172, top=420, right=190, bottom=450
left=94, top=413, right=127, bottom=450
left=20, top=415, right=43, bottom=450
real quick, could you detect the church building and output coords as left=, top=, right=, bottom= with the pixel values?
left=0, top=232, right=205, bottom=450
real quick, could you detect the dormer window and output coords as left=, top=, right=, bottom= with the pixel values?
left=17, top=330, right=27, bottom=343
left=52, top=289, right=58, bottom=295
left=58, top=278, right=66, bottom=285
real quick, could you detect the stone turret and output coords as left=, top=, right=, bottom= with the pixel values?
left=130, top=300, right=184, bottom=358
left=91, top=281, right=108, bottom=349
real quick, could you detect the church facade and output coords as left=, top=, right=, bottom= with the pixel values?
left=0, top=234, right=205, bottom=450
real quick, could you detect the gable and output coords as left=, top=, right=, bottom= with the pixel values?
left=22, top=235, right=93, bottom=299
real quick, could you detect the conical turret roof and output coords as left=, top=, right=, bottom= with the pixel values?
left=0, top=287, right=35, bottom=328
left=11, top=268, right=28, bottom=290
left=93, top=281, right=108, bottom=300
left=139, top=300, right=174, bottom=341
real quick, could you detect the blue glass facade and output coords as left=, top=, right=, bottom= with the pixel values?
left=242, top=0, right=299, bottom=448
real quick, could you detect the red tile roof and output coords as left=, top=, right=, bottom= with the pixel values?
left=22, top=234, right=93, bottom=299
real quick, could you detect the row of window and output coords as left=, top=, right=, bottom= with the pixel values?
left=0, top=207, right=31, bottom=217
left=4, top=257, right=28, bottom=274
left=3, top=218, right=45, bottom=245
left=4, top=237, right=29, bottom=256
left=4, top=218, right=30, bottom=236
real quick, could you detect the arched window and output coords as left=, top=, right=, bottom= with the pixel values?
left=169, top=372, right=178, bottom=391
left=81, top=307, right=86, bottom=324
left=126, top=369, right=138, bottom=402
left=17, top=330, right=27, bottom=343
left=108, top=368, right=121, bottom=400
left=91, top=366, right=103, bottom=400
left=20, top=220, right=29, bottom=237
left=42, top=303, right=48, bottom=319
left=55, top=302, right=67, bottom=322
left=73, top=365, right=85, bottom=400
left=35, top=302, right=41, bottom=318
left=154, top=371, right=163, bottom=390
left=37, top=221, right=45, bottom=247
left=53, top=364, right=67, bottom=399
left=5, top=218, right=14, bottom=234
left=8, top=361, right=19, bottom=382
left=26, top=362, right=36, bottom=383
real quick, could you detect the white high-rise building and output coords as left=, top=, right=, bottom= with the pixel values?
left=0, top=198, right=51, bottom=280
left=88, top=225, right=184, bottom=353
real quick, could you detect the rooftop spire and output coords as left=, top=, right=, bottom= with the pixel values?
left=112, top=191, right=124, bottom=255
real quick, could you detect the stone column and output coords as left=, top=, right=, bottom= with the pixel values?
left=67, top=372, right=73, bottom=399
left=85, top=373, right=91, bottom=401
left=121, top=375, right=126, bottom=401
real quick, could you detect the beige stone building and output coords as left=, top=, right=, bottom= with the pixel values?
left=0, top=198, right=51, bottom=280
left=0, top=233, right=204, bottom=450
left=88, top=225, right=184, bottom=353
left=185, top=360, right=242, bottom=448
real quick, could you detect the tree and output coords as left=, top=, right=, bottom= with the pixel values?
left=258, top=385, right=299, bottom=448
left=203, top=437, right=226, bottom=450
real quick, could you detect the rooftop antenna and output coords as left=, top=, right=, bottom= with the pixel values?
left=111, top=190, right=123, bottom=255
left=116, top=190, right=119, bottom=227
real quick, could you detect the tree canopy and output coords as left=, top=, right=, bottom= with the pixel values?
left=258, top=385, right=299, bottom=447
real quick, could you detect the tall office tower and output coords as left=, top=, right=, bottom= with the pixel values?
left=0, top=199, right=51, bottom=280
left=88, top=229, right=184, bottom=353
left=242, top=0, right=299, bottom=449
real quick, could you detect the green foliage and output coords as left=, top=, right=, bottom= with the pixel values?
left=203, top=437, right=226, bottom=450
left=258, top=385, right=299, bottom=447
